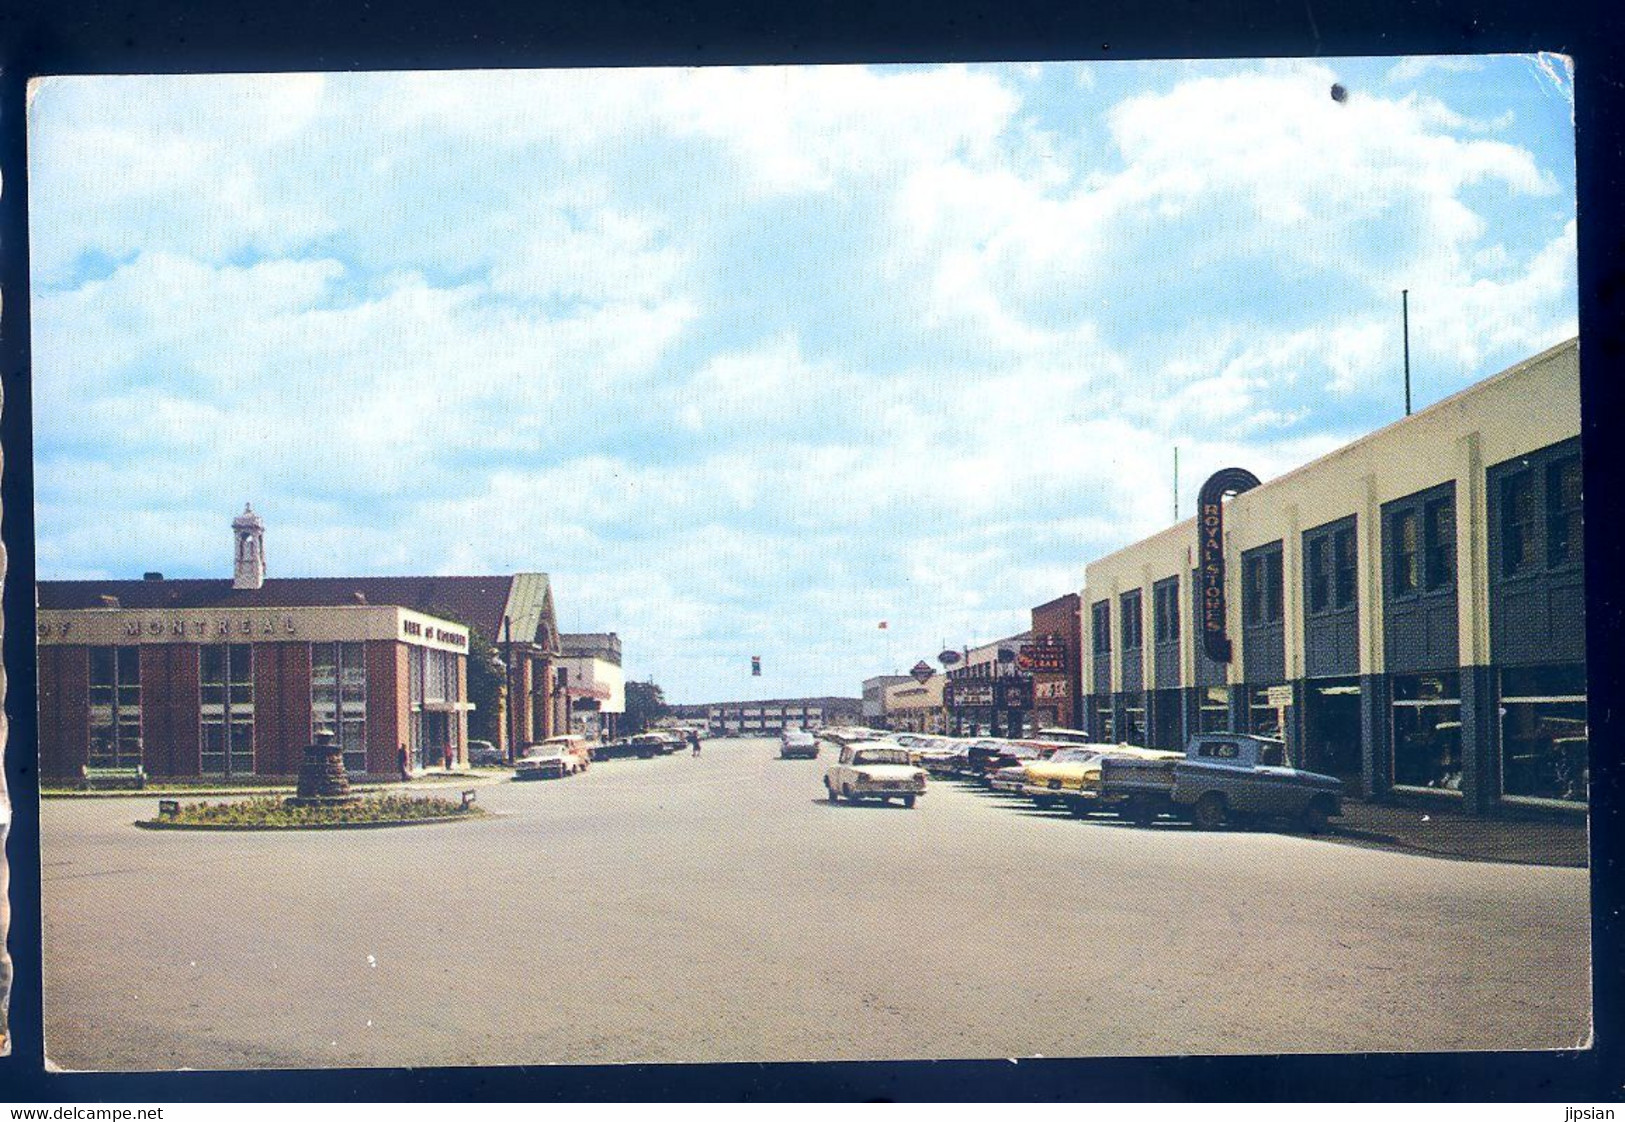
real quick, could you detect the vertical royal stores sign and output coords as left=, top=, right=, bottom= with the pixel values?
left=1197, top=467, right=1262, bottom=663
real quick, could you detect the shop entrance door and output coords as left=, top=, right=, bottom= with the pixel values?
left=1303, top=678, right=1362, bottom=783
left=419, top=712, right=450, bottom=769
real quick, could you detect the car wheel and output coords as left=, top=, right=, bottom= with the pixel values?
left=1298, top=797, right=1333, bottom=834
left=903, top=795, right=917, bottom=809
left=1033, top=795, right=1056, bottom=811
left=826, top=779, right=839, bottom=804
left=843, top=784, right=859, bottom=803
left=1066, top=800, right=1090, bottom=818
left=1191, top=791, right=1228, bottom=830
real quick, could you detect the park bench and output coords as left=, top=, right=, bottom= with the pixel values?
left=81, top=764, right=146, bottom=791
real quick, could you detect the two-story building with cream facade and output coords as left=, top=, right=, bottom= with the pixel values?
left=558, top=633, right=626, bottom=740
left=1080, top=338, right=1584, bottom=816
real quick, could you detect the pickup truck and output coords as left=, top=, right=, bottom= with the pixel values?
left=1098, top=733, right=1343, bottom=832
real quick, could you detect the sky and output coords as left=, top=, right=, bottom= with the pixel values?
left=28, top=56, right=1577, bottom=703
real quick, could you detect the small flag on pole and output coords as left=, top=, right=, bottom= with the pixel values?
left=878, top=621, right=888, bottom=630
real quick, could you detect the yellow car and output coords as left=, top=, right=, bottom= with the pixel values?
left=1022, top=744, right=1182, bottom=813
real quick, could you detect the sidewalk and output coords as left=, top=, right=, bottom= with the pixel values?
left=1327, top=797, right=1588, bottom=868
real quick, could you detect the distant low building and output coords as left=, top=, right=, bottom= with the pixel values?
left=861, top=674, right=913, bottom=728
left=882, top=676, right=947, bottom=734
left=705, top=697, right=861, bottom=736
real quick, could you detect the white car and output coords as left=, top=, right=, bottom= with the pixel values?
left=780, top=729, right=819, bottom=759
left=824, top=740, right=927, bottom=808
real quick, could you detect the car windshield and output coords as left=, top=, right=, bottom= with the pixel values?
left=853, top=748, right=910, bottom=766
left=1051, top=748, right=1098, bottom=763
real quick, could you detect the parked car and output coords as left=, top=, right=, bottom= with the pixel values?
left=1020, top=745, right=1115, bottom=809
left=626, top=732, right=668, bottom=758
left=920, top=738, right=971, bottom=776
left=513, top=744, right=577, bottom=781
left=780, top=729, right=819, bottom=759
left=965, top=738, right=1053, bottom=783
left=1098, top=733, right=1344, bottom=831
left=538, top=733, right=592, bottom=772
left=823, top=740, right=927, bottom=808
left=466, top=739, right=506, bottom=767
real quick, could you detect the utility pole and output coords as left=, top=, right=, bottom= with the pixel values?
left=1173, top=446, right=1180, bottom=521
left=1403, top=289, right=1412, bottom=417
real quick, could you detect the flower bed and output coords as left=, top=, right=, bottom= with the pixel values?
left=136, top=793, right=485, bottom=830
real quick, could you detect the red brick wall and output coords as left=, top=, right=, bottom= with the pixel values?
left=38, top=645, right=89, bottom=779
left=141, top=645, right=201, bottom=778
left=255, top=642, right=312, bottom=775
left=1031, top=593, right=1084, bottom=730
left=366, top=641, right=408, bottom=776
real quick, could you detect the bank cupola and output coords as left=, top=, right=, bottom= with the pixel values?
left=232, top=503, right=267, bottom=590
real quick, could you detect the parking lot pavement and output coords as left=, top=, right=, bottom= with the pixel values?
left=40, top=737, right=1591, bottom=1071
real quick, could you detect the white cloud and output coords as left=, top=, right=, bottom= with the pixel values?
left=28, top=60, right=1578, bottom=700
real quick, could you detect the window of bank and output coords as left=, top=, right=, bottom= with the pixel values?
left=312, top=641, right=367, bottom=772
left=1391, top=672, right=1462, bottom=794
left=89, top=645, right=142, bottom=768
left=1500, top=664, right=1587, bottom=805
left=1199, top=686, right=1230, bottom=732
left=201, top=644, right=254, bottom=776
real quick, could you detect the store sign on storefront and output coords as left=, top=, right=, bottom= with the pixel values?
left=949, top=682, right=995, bottom=707
left=1035, top=680, right=1069, bottom=700
left=1017, top=643, right=1067, bottom=672
left=1266, top=685, right=1293, bottom=708
left=910, top=660, right=934, bottom=684
left=1197, top=467, right=1262, bottom=662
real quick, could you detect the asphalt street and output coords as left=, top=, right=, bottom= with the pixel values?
left=40, top=736, right=1591, bottom=1070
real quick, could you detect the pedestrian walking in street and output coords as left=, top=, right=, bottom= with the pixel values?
left=397, top=743, right=411, bottom=783
left=690, top=730, right=701, bottom=757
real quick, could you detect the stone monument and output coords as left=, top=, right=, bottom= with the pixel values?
left=288, top=728, right=358, bottom=806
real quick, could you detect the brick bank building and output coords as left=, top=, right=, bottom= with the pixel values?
left=37, top=507, right=563, bottom=781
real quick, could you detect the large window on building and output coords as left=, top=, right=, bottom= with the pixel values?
left=1153, top=579, right=1180, bottom=644
left=1423, top=496, right=1456, bottom=590
left=312, top=641, right=367, bottom=772
left=1332, top=524, right=1357, bottom=608
left=1306, top=535, right=1331, bottom=613
left=1306, top=523, right=1356, bottom=615
left=88, top=646, right=142, bottom=767
left=1499, top=470, right=1537, bottom=576
left=1120, top=590, right=1143, bottom=651
left=200, top=644, right=254, bottom=776
left=1546, top=455, right=1583, bottom=568
left=1242, top=549, right=1283, bottom=625
left=1391, top=509, right=1421, bottom=595
left=1500, top=664, right=1587, bottom=804
left=1091, top=600, right=1111, bottom=654
left=1089, top=695, right=1115, bottom=742
left=1391, top=672, right=1462, bottom=793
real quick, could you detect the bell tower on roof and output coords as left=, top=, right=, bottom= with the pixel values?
left=232, top=504, right=266, bottom=590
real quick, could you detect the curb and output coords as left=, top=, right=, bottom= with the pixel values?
left=134, top=811, right=490, bottom=832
